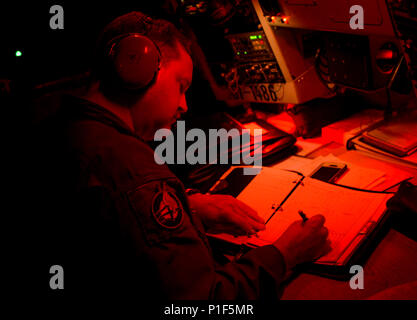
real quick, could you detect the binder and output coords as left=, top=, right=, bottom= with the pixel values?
left=361, top=111, right=417, bottom=158
left=207, top=166, right=393, bottom=278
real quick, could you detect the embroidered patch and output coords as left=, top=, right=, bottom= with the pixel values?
left=151, top=183, right=184, bottom=229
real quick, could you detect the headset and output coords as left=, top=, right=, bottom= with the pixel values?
left=102, top=31, right=162, bottom=91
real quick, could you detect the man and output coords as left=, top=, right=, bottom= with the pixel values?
left=34, top=11, right=330, bottom=299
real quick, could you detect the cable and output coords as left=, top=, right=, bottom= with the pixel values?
left=314, top=48, right=338, bottom=93
left=225, top=67, right=240, bottom=96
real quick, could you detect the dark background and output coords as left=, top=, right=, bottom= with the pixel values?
left=0, top=1, right=175, bottom=86
left=2, top=1, right=183, bottom=299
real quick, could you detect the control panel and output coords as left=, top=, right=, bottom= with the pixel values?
left=227, top=32, right=271, bottom=61
left=224, top=31, right=284, bottom=84
left=179, top=0, right=336, bottom=104
left=215, top=30, right=285, bottom=102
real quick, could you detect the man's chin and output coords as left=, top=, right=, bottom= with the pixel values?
left=153, top=119, right=179, bottom=133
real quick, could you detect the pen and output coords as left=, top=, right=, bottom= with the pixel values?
left=298, top=210, right=308, bottom=223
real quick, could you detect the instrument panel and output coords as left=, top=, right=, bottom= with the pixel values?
left=179, top=0, right=412, bottom=104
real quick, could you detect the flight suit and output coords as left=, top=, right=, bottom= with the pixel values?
left=37, top=95, right=287, bottom=299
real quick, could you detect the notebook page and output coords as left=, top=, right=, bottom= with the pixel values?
left=236, top=168, right=303, bottom=222
left=258, top=177, right=391, bottom=262
left=206, top=168, right=302, bottom=247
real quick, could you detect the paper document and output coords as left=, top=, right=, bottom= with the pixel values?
left=254, top=177, right=390, bottom=262
left=209, top=167, right=392, bottom=265
left=272, top=154, right=386, bottom=190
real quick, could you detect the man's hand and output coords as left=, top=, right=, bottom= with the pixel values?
left=187, top=193, right=266, bottom=236
left=273, top=214, right=331, bottom=270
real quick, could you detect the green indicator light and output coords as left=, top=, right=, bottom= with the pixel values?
left=244, top=51, right=248, bottom=55
left=258, top=35, right=262, bottom=39
left=250, top=35, right=257, bottom=40
left=237, top=51, right=240, bottom=55
left=15, top=50, right=22, bottom=57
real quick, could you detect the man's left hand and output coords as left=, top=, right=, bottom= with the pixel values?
left=187, top=193, right=266, bottom=236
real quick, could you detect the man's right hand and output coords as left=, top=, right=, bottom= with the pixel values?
left=273, top=214, right=331, bottom=270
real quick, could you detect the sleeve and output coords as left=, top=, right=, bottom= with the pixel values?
left=124, top=178, right=287, bottom=300
left=387, top=181, right=417, bottom=213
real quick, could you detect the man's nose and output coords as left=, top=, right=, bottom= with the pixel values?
left=179, top=94, right=188, bottom=113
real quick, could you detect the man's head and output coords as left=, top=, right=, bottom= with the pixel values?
left=89, top=12, right=193, bottom=140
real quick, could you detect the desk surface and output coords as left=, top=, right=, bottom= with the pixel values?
left=307, top=141, right=417, bottom=190
left=281, top=229, right=417, bottom=299
left=279, top=140, right=417, bottom=299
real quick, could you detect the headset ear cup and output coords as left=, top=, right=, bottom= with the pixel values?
left=109, top=34, right=161, bottom=90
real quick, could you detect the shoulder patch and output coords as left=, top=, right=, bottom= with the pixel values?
left=127, top=179, right=194, bottom=246
left=151, top=183, right=184, bottom=229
